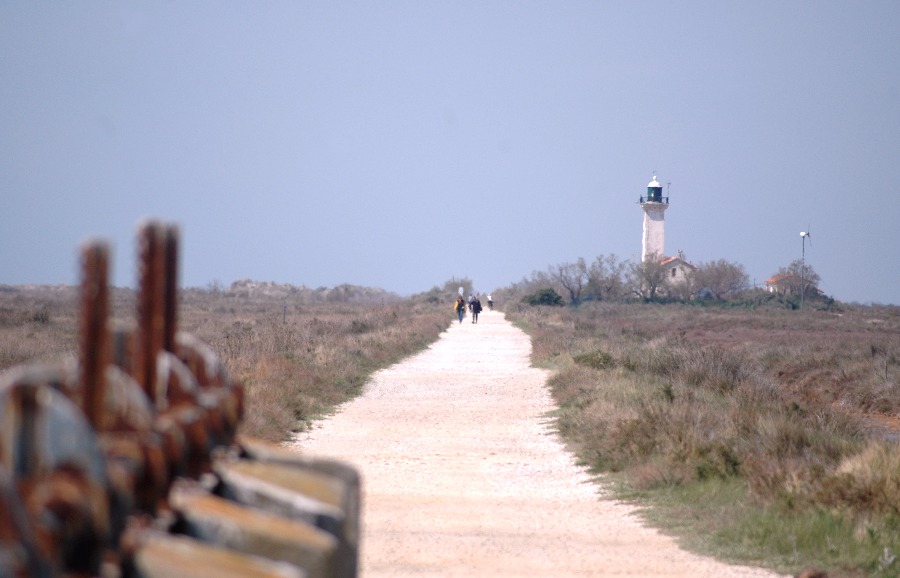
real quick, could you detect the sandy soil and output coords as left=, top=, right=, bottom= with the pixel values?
left=290, top=310, right=786, bottom=577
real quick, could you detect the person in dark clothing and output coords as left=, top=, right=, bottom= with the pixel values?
left=471, top=296, right=483, bottom=324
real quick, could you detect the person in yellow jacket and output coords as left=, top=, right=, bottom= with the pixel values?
left=454, top=296, right=466, bottom=323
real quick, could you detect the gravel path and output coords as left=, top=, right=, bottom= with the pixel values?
left=290, top=310, right=785, bottom=577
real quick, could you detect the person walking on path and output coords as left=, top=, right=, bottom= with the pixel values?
left=487, top=294, right=494, bottom=310
left=455, top=296, right=466, bottom=323
left=471, top=295, right=483, bottom=324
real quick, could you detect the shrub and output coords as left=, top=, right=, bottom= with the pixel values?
left=522, top=288, right=564, bottom=307
left=31, top=307, right=51, bottom=325
left=816, top=441, right=900, bottom=517
left=573, top=350, right=615, bottom=370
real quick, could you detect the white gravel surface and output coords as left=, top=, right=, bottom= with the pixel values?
left=289, top=310, right=785, bottom=577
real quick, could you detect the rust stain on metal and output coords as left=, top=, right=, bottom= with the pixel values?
left=0, top=220, right=358, bottom=577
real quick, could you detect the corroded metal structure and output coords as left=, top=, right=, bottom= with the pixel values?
left=0, top=221, right=359, bottom=578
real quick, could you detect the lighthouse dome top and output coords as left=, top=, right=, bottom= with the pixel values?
left=648, top=176, right=662, bottom=188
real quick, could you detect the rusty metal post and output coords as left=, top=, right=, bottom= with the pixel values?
left=79, top=240, right=111, bottom=430
left=1, top=220, right=362, bottom=577
left=133, top=221, right=166, bottom=406
left=163, top=224, right=179, bottom=355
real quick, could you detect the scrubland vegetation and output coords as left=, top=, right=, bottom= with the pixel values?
left=502, top=252, right=826, bottom=308
left=502, top=299, right=899, bottom=577
left=0, top=281, right=450, bottom=441
left=179, top=282, right=450, bottom=440
left=4, top=268, right=898, bottom=575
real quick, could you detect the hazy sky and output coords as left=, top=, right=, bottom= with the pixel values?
left=2, top=3, right=898, bottom=304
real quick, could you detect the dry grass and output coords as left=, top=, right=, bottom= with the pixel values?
left=505, top=301, right=900, bottom=577
left=0, top=286, right=80, bottom=366
left=0, top=285, right=449, bottom=442
left=190, top=295, right=448, bottom=441
left=6, top=284, right=898, bottom=573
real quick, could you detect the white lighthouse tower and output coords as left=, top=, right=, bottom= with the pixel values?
left=640, top=175, right=669, bottom=262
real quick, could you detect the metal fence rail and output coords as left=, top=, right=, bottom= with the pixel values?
left=0, top=220, right=359, bottom=578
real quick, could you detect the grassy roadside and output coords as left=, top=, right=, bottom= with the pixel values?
left=505, top=302, right=900, bottom=578
left=0, top=286, right=451, bottom=442
left=188, top=295, right=450, bottom=441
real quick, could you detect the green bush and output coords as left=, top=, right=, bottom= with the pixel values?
left=522, top=288, right=564, bottom=306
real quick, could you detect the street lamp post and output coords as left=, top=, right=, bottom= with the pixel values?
left=800, top=231, right=811, bottom=309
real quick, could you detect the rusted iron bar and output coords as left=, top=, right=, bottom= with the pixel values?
left=134, top=220, right=166, bottom=406
left=79, top=240, right=111, bottom=430
left=0, top=220, right=360, bottom=577
left=163, top=224, right=179, bottom=355
left=0, top=371, right=111, bottom=575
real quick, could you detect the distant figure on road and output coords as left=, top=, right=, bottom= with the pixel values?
left=471, top=296, right=483, bottom=324
left=487, top=294, right=494, bottom=311
left=455, top=296, right=466, bottom=323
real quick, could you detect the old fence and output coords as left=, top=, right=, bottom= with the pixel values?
left=0, top=221, right=359, bottom=578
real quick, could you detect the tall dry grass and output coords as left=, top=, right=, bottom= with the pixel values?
left=0, top=286, right=80, bottom=367
left=505, top=301, right=900, bottom=576
left=185, top=296, right=448, bottom=441
left=0, top=285, right=449, bottom=442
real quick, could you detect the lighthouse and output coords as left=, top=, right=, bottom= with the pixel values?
left=640, top=175, right=669, bottom=262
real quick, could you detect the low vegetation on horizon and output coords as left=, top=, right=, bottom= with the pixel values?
left=495, top=252, right=837, bottom=309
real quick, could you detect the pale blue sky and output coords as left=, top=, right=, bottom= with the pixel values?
left=2, top=2, right=898, bottom=304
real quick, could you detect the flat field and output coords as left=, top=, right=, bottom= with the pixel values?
left=3, top=285, right=898, bottom=575
left=504, top=301, right=900, bottom=577
left=0, top=284, right=449, bottom=441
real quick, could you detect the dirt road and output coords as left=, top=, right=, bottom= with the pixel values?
left=290, top=310, right=785, bottom=577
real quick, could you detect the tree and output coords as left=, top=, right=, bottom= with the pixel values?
left=586, top=254, right=627, bottom=302
left=521, top=270, right=558, bottom=301
left=552, top=258, right=588, bottom=305
left=691, top=259, right=750, bottom=300
left=491, top=270, right=557, bottom=307
left=442, top=277, right=473, bottom=299
left=772, top=260, right=821, bottom=299
left=627, top=253, right=668, bottom=301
